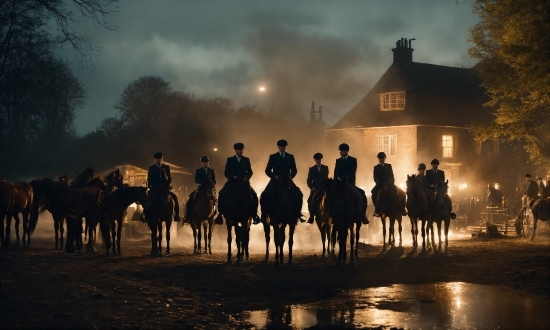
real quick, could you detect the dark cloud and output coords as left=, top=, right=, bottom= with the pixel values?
left=59, top=0, right=479, bottom=134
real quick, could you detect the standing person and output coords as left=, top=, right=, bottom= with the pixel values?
left=537, top=177, right=545, bottom=197
left=334, top=143, right=368, bottom=224
left=524, top=174, right=539, bottom=207
left=260, top=139, right=304, bottom=223
left=371, top=151, right=398, bottom=217
left=215, top=143, right=260, bottom=225
left=147, top=152, right=180, bottom=222
left=426, top=159, right=445, bottom=188
left=306, top=152, right=329, bottom=224
left=184, top=156, right=217, bottom=224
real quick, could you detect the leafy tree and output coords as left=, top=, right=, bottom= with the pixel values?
left=468, top=0, right=550, bottom=169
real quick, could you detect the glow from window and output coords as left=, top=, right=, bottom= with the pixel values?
left=378, top=135, right=397, bottom=155
left=442, top=135, right=454, bottom=158
left=379, top=91, right=405, bottom=110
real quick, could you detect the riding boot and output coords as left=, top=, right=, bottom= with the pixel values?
left=214, top=213, right=223, bottom=225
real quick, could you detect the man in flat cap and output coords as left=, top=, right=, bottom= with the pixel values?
left=260, top=139, right=304, bottom=224
left=215, top=142, right=260, bottom=225
left=306, top=152, right=329, bottom=224
left=371, top=151, right=402, bottom=217
left=147, top=152, right=181, bottom=221
left=184, top=156, right=217, bottom=224
left=334, top=143, right=369, bottom=224
left=426, top=159, right=445, bottom=188
left=417, top=163, right=429, bottom=188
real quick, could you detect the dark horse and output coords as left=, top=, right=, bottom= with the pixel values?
left=106, top=186, right=149, bottom=255
left=29, top=176, right=70, bottom=249
left=225, top=178, right=253, bottom=263
left=313, top=179, right=334, bottom=258
left=0, top=179, right=15, bottom=248
left=377, top=184, right=406, bottom=250
left=189, top=180, right=216, bottom=254
left=6, top=182, right=34, bottom=247
left=429, top=180, right=454, bottom=252
left=267, top=176, right=300, bottom=264
left=62, top=177, right=111, bottom=253
left=324, top=179, right=362, bottom=264
left=406, top=175, right=432, bottom=250
left=530, top=198, right=550, bottom=241
left=144, top=188, right=175, bottom=256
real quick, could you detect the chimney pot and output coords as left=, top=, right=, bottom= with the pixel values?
left=392, top=38, right=414, bottom=64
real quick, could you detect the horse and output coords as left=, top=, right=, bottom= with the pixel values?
left=376, top=184, right=406, bottom=250
left=84, top=169, right=124, bottom=247
left=0, top=179, right=15, bottom=248
left=29, top=176, right=70, bottom=249
left=144, top=187, right=175, bottom=256
left=3, top=182, right=34, bottom=247
left=406, top=175, right=432, bottom=250
left=312, top=180, right=334, bottom=258
left=428, top=180, right=454, bottom=252
left=530, top=198, right=550, bottom=241
left=267, top=176, right=301, bottom=264
left=106, top=186, right=149, bottom=255
left=189, top=180, right=216, bottom=254
left=324, top=179, right=362, bottom=264
left=224, top=178, right=253, bottom=263
left=62, top=177, right=111, bottom=253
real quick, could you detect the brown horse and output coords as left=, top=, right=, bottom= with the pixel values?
left=406, top=175, right=432, bottom=250
left=106, top=186, right=148, bottom=255
left=377, top=184, right=406, bottom=250
left=189, top=180, right=216, bottom=254
left=312, top=180, right=334, bottom=258
left=0, top=179, right=15, bottom=248
left=5, top=182, right=34, bottom=247
left=529, top=198, right=550, bottom=241
left=144, top=188, right=175, bottom=256
left=268, top=176, right=301, bottom=264
left=429, top=180, right=454, bottom=252
left=224, top=178, right=254, bottom=263
left=324, top=179, right=362, bottom=264
left=29, top=176, right=70, bottom=249
left=62, top=177, right=111, bottom=253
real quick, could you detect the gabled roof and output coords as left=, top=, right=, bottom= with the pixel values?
left=331, top=61, right=489, bottom=129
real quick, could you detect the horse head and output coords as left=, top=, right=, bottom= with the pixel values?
left=198, top=179, right=216, bottom=200
left=106, top=169, right=124, bottom=191
left=435, top=180, right=449, bottom=205
left=406, top=174, right=416, bottom=198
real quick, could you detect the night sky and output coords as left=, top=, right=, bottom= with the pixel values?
left=58, top=0, right=480, bottom=135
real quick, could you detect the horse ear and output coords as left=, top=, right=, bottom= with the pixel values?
left=446, top=180, right=448, bottom=184
left=407, top=174, right=410, bottom=179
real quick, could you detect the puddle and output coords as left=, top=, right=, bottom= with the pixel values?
left=238, top=282, right=550, bottom=329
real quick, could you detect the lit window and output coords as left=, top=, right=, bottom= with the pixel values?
left=379, top=91, right=405, bottom=111
left=378, top=135, right=397, bottom=156
left=442, top=135, right=454, bottom=158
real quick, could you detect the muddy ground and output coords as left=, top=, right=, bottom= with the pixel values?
left=1, top=217, right=549, bottom=329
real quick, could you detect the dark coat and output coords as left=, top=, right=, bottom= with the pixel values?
left=147, top=164, right=172, bottom=188
left=418, top=174, right=428, bottom=187
left=526, top=180, right=539, bottom=199
left=334, top=156, right=357, bottom=185
left=195, top=167, right=216, bottom=185
left=307, top=164, right=329, bottom=189
left=224, top=155, right=253, bottom=180
left=265, top=152, right=297, bottom=179
left=373, top=163, right=395, bottom=185
left=426, top=168, right=445, bottom=187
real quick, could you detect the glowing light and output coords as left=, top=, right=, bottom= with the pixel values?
left=398, top=183, right=406, bottom=191
left=458, top=183, right=468, bottom=190
left=494, top=183, right=499, bottom=190
left=259, top=86, right=266, bottom=92
left=213, top=148, right=218, bottom=151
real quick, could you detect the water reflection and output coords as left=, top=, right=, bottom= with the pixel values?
left=241, top=282, right=550, bottom=329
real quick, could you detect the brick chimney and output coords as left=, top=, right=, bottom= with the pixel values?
left=392, top=38, right=415, bottom=64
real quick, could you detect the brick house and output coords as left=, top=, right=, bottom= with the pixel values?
left=325, top=38, right=489, bottom=194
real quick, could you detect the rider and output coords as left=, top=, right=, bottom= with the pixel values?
left=426, top=159, right=445, bottom=188
left=335, top=143, right=369, bottom=224
left=417, top=163, right=428, bottom=187
left=184, top=156, right=217, bottom=224
left=371, top=151, right=400, bottom=217
left=306, top=152, right=329, bottom=224
left=147, top=152, right=181, bottom=222
left=524, top=173, right=539, bottom=207
left=215, top=142, right=260, bottom=225
left=542, top=175, right=550, bottom=199
left=260, top=139, right=305, bottom=224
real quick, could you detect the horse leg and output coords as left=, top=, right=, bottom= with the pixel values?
left=381, top=216, right=387, bottom=250
left=157, top=222, right=163, bottom=255
left=4, top=213, right=12, bottom=248
left=150, top=223, right=158, bottom=256
left=65, top=216, right=76, bottom=253
left=421, top=220, right=426, bottom=250
left=429, top=220, right=436, bottom=251
left=263, top=221, right=270, bottom=261
left=192, top=224, right=198, bottom=254
left=245, top=226, right=250, bottom=260
left=330, top=227, right=337, bottom=256
left=207, top=221, right=213, bottom=255
left=197, top=223, right=202, bottom=253
left=202, top=221, right=208, bottom=254
left=226, top=224, right=232, bottom=263
left=444, top=219, right=449, bottom=252
left=288, top=224, right=295, bottom=264
left=54, top=217, right=60, bottom=249
left=111, top=220, right=116, bottom=254
left=350, top=226, right=355, bottom=264
left=437, top=221, right=442, bottom=252
left=280, top=225, right=286, bottom=264
left=165, top=221, right=171, bottom=255
left=410, top=218, right=416, bottom=248
left=340, top=229, right=348, bottom=264
left=23, top=210, right=30, bottom=246
left=14, top=213, right=21, bottom=246
left=117, top=219, right=123, bottom=255
left=531, top=216, right=538, bottom=241
left=320, top=224, right=326, bottom=258
left=398, top=217, right=403, bottom=247
left=274, top=226, right=280, bottom=264
left=355, top=223, right=361, bottom=258
left=389, top=216, right=395, bottom=247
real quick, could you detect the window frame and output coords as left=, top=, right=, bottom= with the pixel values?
left=442, top=134, right=454, bottom=159
left=378, top=134, right=397, bottom=156
left=379, top=91, right=406, bottom=111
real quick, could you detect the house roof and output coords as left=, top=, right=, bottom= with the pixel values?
left=331, top=61, right=490, bottom=129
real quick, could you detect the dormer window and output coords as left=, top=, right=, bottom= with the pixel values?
left=379, top=91, right=405, bottom=111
